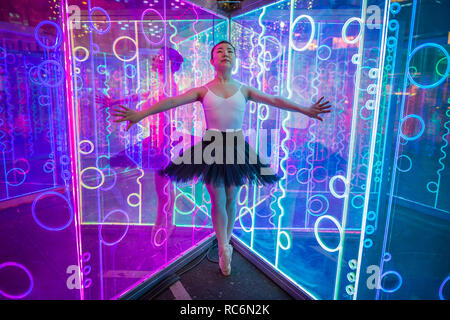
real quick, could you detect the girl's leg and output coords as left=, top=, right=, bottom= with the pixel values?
left=205, top=182, right=228, bottom=254
left=225, top=185, right=239, bottom=243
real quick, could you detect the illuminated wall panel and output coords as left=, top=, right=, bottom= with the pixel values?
left=0, top=0, right=80, bottom=300
left=0, top=0, right=227, bottom=300
left=231, top=0, right=449, bottom=300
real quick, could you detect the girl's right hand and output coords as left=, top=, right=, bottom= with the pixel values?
left=111, top=105, right=144, bottom=131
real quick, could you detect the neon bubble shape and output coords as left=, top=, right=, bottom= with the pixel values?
left=60, top=155, right=70, bottom=165
left=89, top=7, right=111, bottom=34
left=365, top=99, right=375, bottom=110
left=342, top=17, right=363, bottom=44
left=82, top=252, right=91, bottom=262
left=100, top=209, right=130, bottom=246
left=238, top=206, right=253, bottom=233
left=406, top=43, right=450, bottom=89
left=193, top=206, right=210, bottom=230
left=351, top=195, right=365, bottom=209
left=390, top=2, right=401, bottom=14
left=127, top=193, right=140, bottom=207
left=125, top=64, right=137, bottom=78
left=314, top=215, right=343, bottom=253
left=329, top=175, right=348, bottom=198
left=258, top=104, right=269, bottom=120
left=32, top=191, right=74, bottom=231
left=290, top=15, right=315, bottom=52
left=0, top=262, right=34, bottom=299
left=78, top=140, right=94, bottom=155
left=73, top=46, right=89, bottom=63
left=80, top=167, right=105, bottom=189
left=152, top=228, right=167, bottom=247
left=399, top=114, right=425, bottom=141
left=347, top=272, right=356, bottom=282
left=379, top=270, right=403, bottom=293
left=112, top=36, right=138, bottom=62
left=345, top=285, right=354, bottom=295
left=426, top=181, right=438, bottom=193
left=141, top=9, right=165, bottom=45
left=174, top=192, right=195, bottom=215
left=311, top=166, right=327, bottom=183
left=43, top=160, right=55, bottom=173
left=396, top=155, right=412, bottom=172
left=237, top=184, right=248, bottom=205
left=37, top=94, right=51, bottom=106
left=367, top=211, right=377, bottom=221
left=439, top=276, right=450, bottom=300
left=351, top=54, right=361, bottom=64
left=388, top=20, right=399, bottom=31
left=348, top=259, right=357, bottom=270
left=296, top=167, right=311, bottom=184
left=436, top=56, right=448, bottom=76
left=37, top=60, right=64, bottom=88
left=6, top=168, right=26, bottom=186
left=34, top=21, right=62, bottom=49
left=286, top=164, right=297, bottom=176
left=278, top=231, right=291, bottom=250
left=307, top=194, right=329, bottom=216
left=317, top=45, right=332, bottom=61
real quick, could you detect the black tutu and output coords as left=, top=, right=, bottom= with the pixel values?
left=157, top=129, right=282, bottom=188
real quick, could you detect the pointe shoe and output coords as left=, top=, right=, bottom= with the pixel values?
left=218, top=245, right=232, bottom=276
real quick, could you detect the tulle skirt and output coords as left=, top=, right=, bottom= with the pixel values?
left=157, top=129, right=282, bottom=188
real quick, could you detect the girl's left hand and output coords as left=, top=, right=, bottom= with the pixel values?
left=307, top=96, right=332, bottom=121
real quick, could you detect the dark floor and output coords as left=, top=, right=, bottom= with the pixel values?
left=152, top=243, right=294, bottom=300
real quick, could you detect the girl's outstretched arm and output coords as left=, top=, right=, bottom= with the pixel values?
left=111, top=87, right=203, bottom=131
left=245, top=85, right=332, bottom=121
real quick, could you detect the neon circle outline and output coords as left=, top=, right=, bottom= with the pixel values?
left=6, top=168, right=26, bottom=186
left=32, top=191, right=74, bottom=231
left=290, top=15, right=315, bottom=52
left=112, top=36, right=138, bottom=62
left=79, top=140, right=94, bottom=155
left=100, top=209, right=130, bottom=246
left=307, top=194, right=329, bottom=216
left=342, top=17, right=363, bottom=44
left=329, top=175, right=348, bottom=198
left=34, top=21, right=62, bottom=49
left=379, top=270, right=403, bottom=293
left=399, top=114, right=425, bottom=141
left=406, top=43, right=450, bottom=89
left=73, top=46, right=90, bottom=62
left=314, top=215, right=343, bottom=253
left=141, top=9, right=165, bottom=45
left=317, top=45, right=332, bottom=61
left=127, top=193, right=141, bottom=207
left=89, top=7, right=111, bottom=34
left=80, top=167, right=105, bottom=190
left=0, top=262, right=34, bottom=299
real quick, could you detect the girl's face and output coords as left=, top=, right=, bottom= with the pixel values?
left=210, top=43, right=236, bottom=70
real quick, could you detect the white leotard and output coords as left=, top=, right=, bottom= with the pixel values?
left=202, top=82, right=246, bottom=131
